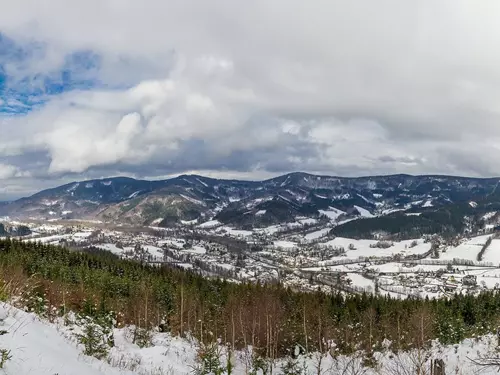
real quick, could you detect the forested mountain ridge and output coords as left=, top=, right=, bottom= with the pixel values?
left=2, top=173, right=500, bottom=237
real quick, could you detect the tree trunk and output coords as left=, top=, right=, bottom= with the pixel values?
left=303, top=301, right=308, bottom=353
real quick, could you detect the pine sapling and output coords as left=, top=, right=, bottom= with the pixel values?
left=0, top=349, right=11, bottom=368
left=75, top=317, right=112, bottom=360
left=193, top=343, right=226, bottom=375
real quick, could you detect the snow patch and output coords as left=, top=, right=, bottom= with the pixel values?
left=198, top=220, right=221, bottom=228
left=314, top=193, right=327, bottom=199
left=184, top=245, right=207, bottom=254
left=42, top=199, right=59, bottom=206
left=483, top=212, right=497, bottom=220
left=277, top=194, right=293, bottom=203
left=298, top=218, right=317, bottom=225
left=357, top=193, right=374, bottom=204
left=280, top=176, right=291, bottom=187
left=128, top=191, right=141, bottom=199
left=181, top=219, right=198, bottom=225
left=319, top=207, right=345, bottom=221
left=332, top=193, right=350, bottom=200
left=66, top=183, right=79, bottom=192
left=305, top=228, right=330, bottom=240
left=151, top=218, right=163, bottom=225
left=423, top=200, right=434, bottom=207
left=217, top=227, right=253, bottom=237
left=273, top=240, right=297, bottom=248
left=195, top=177, right=208, bottom=187
left=354, top=205, right=374, bottom=218
left=180, top=194, right=206, bottom=206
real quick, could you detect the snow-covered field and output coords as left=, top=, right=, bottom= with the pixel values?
left=197, top=219, right=221, bottom=228
left=440, top=234, right=492, bottom=262
left=23, top=233, right=73, bottom=244
left=483, top=239, right=500, bottom=264
left=319, top=207, right=345, bottom=221
left=96, top=243, right=125, bottom=255
left=304, top=228, right=330, bottom=240
left=319, top=237, right=431, bottom=259
left=216, top=226, right=253, bottom=237
left=273, top=240, right=297, bottom=249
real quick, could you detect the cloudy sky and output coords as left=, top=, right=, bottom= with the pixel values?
left=1, top=1, right=500, bottom=199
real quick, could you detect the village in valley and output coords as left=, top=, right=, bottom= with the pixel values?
left=7, top=212, right=500, bottom=300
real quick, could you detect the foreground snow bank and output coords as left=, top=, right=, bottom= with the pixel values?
left=0, top=303, right=130, bottom=375
left=0, top=302, right=198, bottom=375
left=2, top=301, right=500, bottom=374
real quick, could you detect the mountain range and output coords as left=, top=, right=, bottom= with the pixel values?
left=2, top=172, right=500, bottom=238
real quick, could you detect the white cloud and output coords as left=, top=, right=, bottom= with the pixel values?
left=44, top=112, right=145, bottom=173
left=0, top=163, right=29, bottom=179
left=2, top=1, right=500, bottom=197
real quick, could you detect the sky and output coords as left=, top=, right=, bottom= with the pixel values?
left=2, top=1, right=500, bottom=199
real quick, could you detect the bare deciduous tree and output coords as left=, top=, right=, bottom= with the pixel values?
left=327, top=352, right=369, bottom=375
left=385, top=350, right=432, bottom=375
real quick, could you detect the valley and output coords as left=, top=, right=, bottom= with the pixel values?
left=6, top=195, right=500, bottom=299
left=4, top=173, right=500, bottom=374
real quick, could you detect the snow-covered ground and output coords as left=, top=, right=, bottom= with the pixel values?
left=96, top=243, right=126, bottom=255
left=354, top=205, right=374, bottom=218
left=197, top=219, right=221, bottom=228
left=319, top=237, right=431, bottom=260
left=215, top=226, right=253, bottom=237
left=319, top=207, right=345, bottom=221
left=304, top=228, right=330, bottom=240
left=0, top=303, right=134, bottom=375
left=2, top=301, right=500, bottom=374
left=184, top=245, right=207, bottom=254
left=23, top=233, right=74, bottom=244
left=440, top=234, right=492, bottom=262
left=482, top=239, right=500, bottom=264
left=273, top=240, right=297, bottom=249
left=346, top=273, right=375, bottom=291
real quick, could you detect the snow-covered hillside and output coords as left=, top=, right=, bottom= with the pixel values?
left=2, top=301, right=500, bottom=374
left=0, top=301, right=201, bottom=375
left=4, top=172, right=500, bottom=234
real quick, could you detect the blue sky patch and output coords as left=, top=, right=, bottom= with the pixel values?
left=0, top=34, right=106, bottom=115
